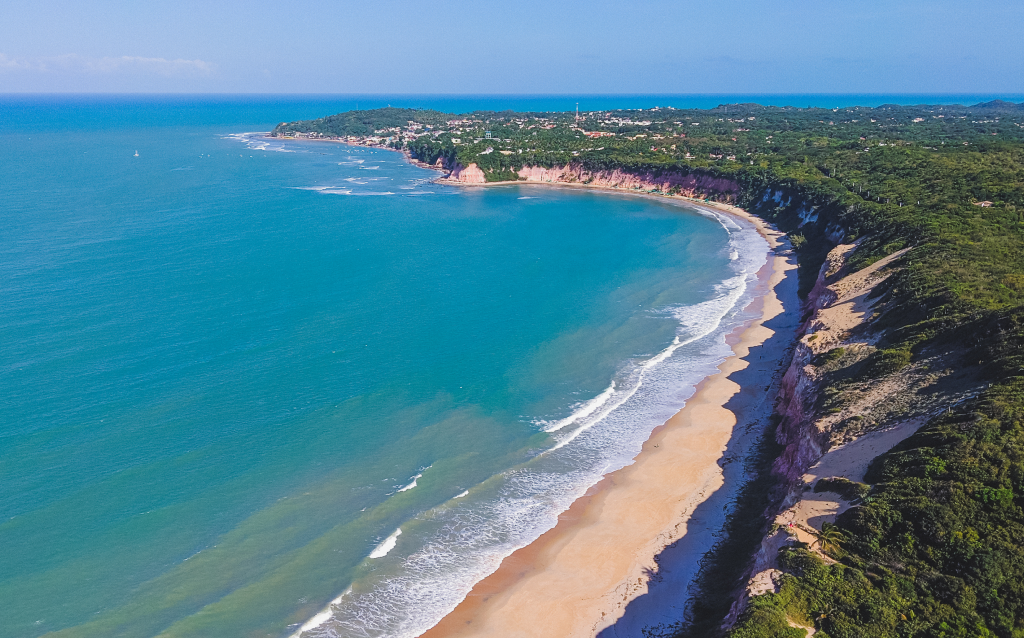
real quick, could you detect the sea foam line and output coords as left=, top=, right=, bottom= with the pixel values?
left=369, top=529, right=402, bottom=559
left=549, top=269, right=750, bottom=453
left=286, top=199, right=770, bottom=638
left=540, top=381, right=617, bottom=433
left=288, top=589, right=352, bottom=638
left=540, top=214, right=750, bottom=440
left=397, top=475, right=421, bottom=493
left=224, top=131, right=296, bottom=152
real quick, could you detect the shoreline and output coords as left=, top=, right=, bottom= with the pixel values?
left=269, top=134, right=799, bottom=636
left=417, top=201, right=799, bottom=637
left=264, top=133, right=737, bottom=216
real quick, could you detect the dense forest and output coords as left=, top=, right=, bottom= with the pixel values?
left=275, top=101, right=1024, bottom=637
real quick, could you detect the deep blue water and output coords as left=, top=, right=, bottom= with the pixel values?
left=2, top=93, right=1021, bottom=132
left=0, top=96, right=775, bottom=638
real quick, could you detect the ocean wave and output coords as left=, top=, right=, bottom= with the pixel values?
left=396, top=466, right=430, bottom=494
left=292, top=187, right=397, bottom=196
left=537, top=381, right=616, bottom=433
left=297, top=208, right=771, bottom=638
left=369, top=529, right=403, bottom=559
left=290, top=187, right=353, bottom=195
left=224, top=131, right=297, bottom=152
left=549, top=268, right=749, bottom=453
left=396, top=476, right=421, bottom=493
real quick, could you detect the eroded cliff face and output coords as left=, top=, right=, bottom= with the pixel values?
left=445, top=163, right=486, bottom=184
left=719, top=239, right=988, bottom=629
left=772, top=244, right=924, bottom=479
left=723, top=244, right=905, bottom=626
left=771, top=245, right=858, bottom=483
left=516, top=164, right=741, bottom=200
left=438, top=162, right=742, bottom=197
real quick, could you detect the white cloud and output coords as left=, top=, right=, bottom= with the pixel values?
left=0, top=53, right=45, bottom=71
left=0, top=53, right=213, bottom=76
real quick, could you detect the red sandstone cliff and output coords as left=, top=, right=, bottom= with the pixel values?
left=438, top=163, right=741, bottom=200
left=516, top=164, right=741, bottom=200
left=445, top=163, right=487, bottom=184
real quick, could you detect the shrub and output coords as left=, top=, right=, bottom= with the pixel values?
left=814, top=477, right=871, bottom=501
left=866, top=347, right=912, bottom=375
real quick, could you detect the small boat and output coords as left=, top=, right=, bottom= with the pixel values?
left=134, top=150, right=139, bottom=157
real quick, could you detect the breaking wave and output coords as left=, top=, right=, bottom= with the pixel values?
left=295, top=204, right=771, bottom=638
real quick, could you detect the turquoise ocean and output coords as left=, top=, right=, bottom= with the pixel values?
left=0, top=94, right=1001, bottom=638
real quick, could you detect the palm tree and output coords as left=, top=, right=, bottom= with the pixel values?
left=813, top=522, right=846, bottom=556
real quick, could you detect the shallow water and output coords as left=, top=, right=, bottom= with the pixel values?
left=0, top=96, right=767, bottom=638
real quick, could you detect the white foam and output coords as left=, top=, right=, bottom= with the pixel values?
left=225, top=131, right=296, bottom=153
left=547, top=266, right=753, bottom=453
left=287, top=589, right=351, bottom=638
left=291, top=187, right=353, bottom=195
left=454, top=490, right=469, bottom=499
left=283, top=205, right=771, bottom=638
left=396, top=474, right=421, bottom=493
left=294, top=607, right=335, bottom=636
left=539, top=381, right=616, bottom=433
left=369, top=528, right=402, bottom=559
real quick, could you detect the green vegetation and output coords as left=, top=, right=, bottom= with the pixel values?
left=814, top=478, right=871, bottom=501
left=276, top=100, right=1024, bottom=637
left=730, top=384, right=1024, bottom=638
left=273, top=106, right=450, bottom=137
left=866, top=347, right=913, bottom=376
left=815, top=348, right=847, bottom=366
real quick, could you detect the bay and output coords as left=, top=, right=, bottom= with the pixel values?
left=0, top=96, right=767, bottom=638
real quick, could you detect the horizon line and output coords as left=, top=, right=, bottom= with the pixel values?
left=3, top=91, right=1024, bottom=97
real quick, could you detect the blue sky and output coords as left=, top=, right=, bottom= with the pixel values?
left=1, top=0, right=1021, bottom=94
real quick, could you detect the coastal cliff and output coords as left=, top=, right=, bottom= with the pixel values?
left=435, top=159, right=968, bottom=632
left=721, top=233, right=988, bottom=633
left=514, top=164, right=741, bottom=200
left=437, top=161, right=742, bottom=201
left=444, top=162, right=487, bottom=183
left=273, top=104, right=1024, bottom=637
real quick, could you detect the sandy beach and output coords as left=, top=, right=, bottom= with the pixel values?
left=266, top=137, right=805, bottom=636
left=418, top=200, right=800, bottom=638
